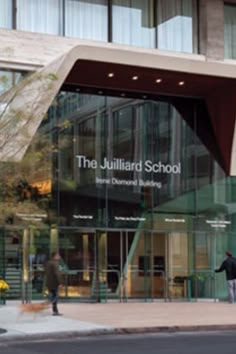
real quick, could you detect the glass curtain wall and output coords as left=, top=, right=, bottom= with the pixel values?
left=11, top=0, right=197, bottom=53
left=16, top=0, right=63, bottom=35
left=112, top=0, right=155, bottom=48
left=65, top=0, right=108, bottom=41
left=0, top=0, right=12, bottom=29
left=0, top=88, right=226, bottom=237
left=1, top=82, right=235, bottom=301
left=0, top=69, right=26, bottom=95
left=157, top=0, right=196, bottom=53
left=224, top=3, right=236, bottom=59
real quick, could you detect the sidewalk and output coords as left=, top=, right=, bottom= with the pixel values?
left=1, top=300, right=236, bottom=341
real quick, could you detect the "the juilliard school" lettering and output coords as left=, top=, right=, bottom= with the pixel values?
left=76, top=155, right=181, bottom=174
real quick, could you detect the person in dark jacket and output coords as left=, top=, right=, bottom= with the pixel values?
left=45, top=251, right=63, bottom=315
left=215, top=251, right=236, bottom=303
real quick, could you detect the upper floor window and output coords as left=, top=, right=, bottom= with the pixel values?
left=12, top=0, right=197, bottom=53
left=65, top=0, right=108, bottom=41
left=224, top=4, right=236, bottom=59
left=112, top=0, right=155, bottom=48
left=157, top=0, right=197, bottom=53
left=0, top=0, right=12, bottom=29
left=17, top=0, right=63, bottom=35
left=112, top=0, right=197, bottom=53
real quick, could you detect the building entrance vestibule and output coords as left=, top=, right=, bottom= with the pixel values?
left=0, top=226, right=217, bottom=302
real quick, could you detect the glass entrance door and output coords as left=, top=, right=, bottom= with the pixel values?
left=99, top=230, right=135, bottom=301
left=58, top=229, right=96, bottom=300
left=97, top=229, right=141, bottom=301
left=122, top=230, right=152, bottom=300
left=122, top=230, right=193, bottom=301
left=194, top=230, right=215, bottom=299
left=167, top=231, right=190, bottom=300
left=2, top=226, right=217, bottom=302
left=152, top=232, right=166, bottom=299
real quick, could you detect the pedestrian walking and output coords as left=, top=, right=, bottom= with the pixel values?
left=215, top=251, right=236, bottom=303
left=45, top=251, right=63, bottom=316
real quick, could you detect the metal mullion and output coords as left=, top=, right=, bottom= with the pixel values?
left=154, top=0, right=158, bottom=49
left=120, top=231, right=123, bottom=302
left=108, top=0, right=112, bottom=43
left=192, top=0, right=199, bottom=54
left=12, top=0, right=17, bottom=29
left=62, top=0, right=66, bottom=36
left=125, top=230, right=128, bottom=301
left=165, top=232, right=169, bottom=301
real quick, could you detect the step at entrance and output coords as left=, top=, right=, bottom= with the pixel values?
left=5, top=267, right=22, bottom=299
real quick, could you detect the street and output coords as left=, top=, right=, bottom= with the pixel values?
left=1, top=332, right=236, bottom=353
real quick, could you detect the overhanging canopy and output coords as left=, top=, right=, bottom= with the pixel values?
left=0, top=29, right=236, bottom=174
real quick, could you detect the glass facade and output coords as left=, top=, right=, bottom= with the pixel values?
left=0, top=73, right=235, bottom=301
left=1, top=1, right=236, bottom=303
left=17, top=0, right=63, bottom=35
left=224, top=3, right=236, bottom=59
left=65, top=0, right=108, bottom=40
left=112, top=0, right=155, bottom=48
left=0, top=0, right=198, bottom=53
left=0, top=0, right=12, bottom=29
left=157, top=0, right=197, bottom=52
left=0, top=70, right=25, bottom=95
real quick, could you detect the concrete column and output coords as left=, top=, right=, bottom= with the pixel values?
left=199, top=0, right=224, bottom=60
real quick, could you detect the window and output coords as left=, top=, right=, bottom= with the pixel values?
left=157, top=0, right=197, bottom=53
left=65, top=0, right=108, bottom=41
left=0, top=0, right=12, bottom=29
left=0, top=70, right=26, bottom=95
left=112, top=0, right=197, bottom=52
left=13, top=0, right=198, bottom=53
left=224, top=3, right=236, bottom=59
left=17, top=0, right=63, bottom=35
left=112, top=0, right=155, bottom=48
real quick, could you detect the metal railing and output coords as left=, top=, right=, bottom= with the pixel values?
left=119, top=267, right=216, bottom=302
left=167, top=269, right=216, bottom=301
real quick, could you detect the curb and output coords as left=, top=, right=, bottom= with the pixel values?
left=0, top=328, right=115, bottom=342
left=115, top=324, right=236, bottom=334
left=1, top=324, right=236, bottom=342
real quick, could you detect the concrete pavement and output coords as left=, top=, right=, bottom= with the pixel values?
left=1, top=300, right=236, bottom=341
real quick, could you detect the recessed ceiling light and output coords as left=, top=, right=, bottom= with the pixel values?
left=132, top=76, right=139, bottom=80
left=155, top=79, right=162, bottom=83
left=108, top=73, right=114, bottom=78
left=178, top=81, right=185, bottom=86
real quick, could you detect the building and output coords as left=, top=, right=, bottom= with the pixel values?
left=1, top=0, right=236, bottom=302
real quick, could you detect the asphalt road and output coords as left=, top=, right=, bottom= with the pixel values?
left=1, top=332, right=236, bottom=354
